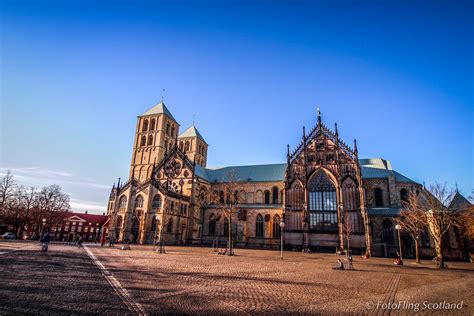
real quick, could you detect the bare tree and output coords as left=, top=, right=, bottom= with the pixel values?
left=395, top=192, right=427, bottom=264
left=36, top=185, right=70, bottom=235
left=425, top=183, right=456, bottom=268
left=211, top=172, right=244, bottom=256
left=342, top=210, right=353, bottom=256
left=18, top=187, right=39, bottom=237
left=0, top=170, right=16, bottom=214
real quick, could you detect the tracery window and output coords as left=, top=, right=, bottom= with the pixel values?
left=147, top=135, right=153, bottom=146
left=272, top=215, right=281, bottom=238
left=256, top=214, right=264, bottom=237
left=135, top=195, right=144, bottom=209
left=119, top=196, right=127, bottom=209
left=140, top=136, right=146, bottom=147
left=209, top=214, right=216, bottom=235
left=374, top=188, right=384, bottom=207
left=151, top=194, right=161, bottom=209
left=288, top=181, right=304, bottom=209
left=308, top=171, right=338, bottom=231
left=150, top=119, right=156, bottom=130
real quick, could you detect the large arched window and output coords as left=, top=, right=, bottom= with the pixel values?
left=272, top=214, right=281, bottom=238
left=119, top=196, right=127, bottom=209
left=223, top=217, right=229, bottom=236
left=142, top=119, right=148, bottom=132
left=400, top=189, right=409, bottom=204
left=135, top=195, right=144, bottom=209
left=308, top=171, right=337, bottom=231
left=256, top=214, right=264, bottom=237
left=382, top=219, right=394, bottom=244
left=147, top=135, right=153, bottom=146
left=152, top=195, right=161, bottom=209
left=264, top=191, right=270, bottom=204
left=209, top=214, right=216, bottom=235
left=150, top=118, right=156, bottom=130
left=342, top=179, right=363, bottom=233
left=374, top=188, right=384, bottom=207
left=140, top=136, right=146, bottom=147
left=272, top=187, right=279, bottom=204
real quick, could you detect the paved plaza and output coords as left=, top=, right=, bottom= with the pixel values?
left=0, top=240, right=472, bottom=315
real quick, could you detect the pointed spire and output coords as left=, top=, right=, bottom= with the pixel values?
left=455, top=182, right=459, bottom=193
left=335, top=122, right=339, bottom=136
left=354, top=139, right=358, bottom=155
left=112, top=182, right=115, bottom=189
left=302, top=126, right=306, bottom=139
left=287, top=144, right=290, bottom=158
left=317, top=105, right=321, bottom=125
left=161, top=88, right=165, bottom=103
left=423, top=181, right=426, bottom=190
left=117, top=177, right=121, bottom=188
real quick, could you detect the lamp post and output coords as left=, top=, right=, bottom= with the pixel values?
left=153, top=214, right=160, bottom=251
left=40, top=218, right=46, bottom=239
left=395, top=224, right=403, bottom=261
left=280, top=221, right=285, bottom=259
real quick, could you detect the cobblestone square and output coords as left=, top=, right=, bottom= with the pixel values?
left=0, top=240, right=472, bottom=315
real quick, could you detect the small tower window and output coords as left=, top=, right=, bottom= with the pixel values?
left=272, top=187, right=279, bottom=204
left=147, top=135, right=153, bottom=146
left=140, top=136, right=146, bottom=147
left=171, top=125, right=175, bottom=137
left=185, top=141, right=190, bottom=152
left=142, top=119, right=148, bottom=132
left=150, top=119, right=156, bottom=130
left=166, top=123, right=170, bottom=135
left=152, top=195, right=161, bottom=209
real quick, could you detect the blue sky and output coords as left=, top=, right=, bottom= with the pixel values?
left=1, top=0, right=472, bottom=213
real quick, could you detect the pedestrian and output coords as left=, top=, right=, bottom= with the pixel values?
left=332, top=259, right=344, bottom=270
left=41, top=232, right=51, bottom=253
left=77, top=236, right=83, bottom=248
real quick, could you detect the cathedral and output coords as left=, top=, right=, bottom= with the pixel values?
left=106, top=101, right=471, bottom=259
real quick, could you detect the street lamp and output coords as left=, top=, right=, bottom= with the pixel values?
left=153, top=214, right=160, bottom=251
left=279, top=221, right=285, bottom=260
left=40, top=218, right=46, bottom=239
left=395, top=224, right=403, bottom=261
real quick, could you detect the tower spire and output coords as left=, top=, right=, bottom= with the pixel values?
left=354, top=139, right=358, bottom=155
left=161, top=89, right=165, bottom=103
left=335, top=122, right=339, bottom=137
left=317, top=105, right=321, bottom=125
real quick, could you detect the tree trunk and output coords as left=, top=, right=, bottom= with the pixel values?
left=434, top=237, right=445, bottom=268
left=228, top=216, right=233, bottom=256
left=414, top=238, right=421, bottom=264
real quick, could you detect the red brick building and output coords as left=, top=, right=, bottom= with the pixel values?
left=53, top=211, right=108, bottom=242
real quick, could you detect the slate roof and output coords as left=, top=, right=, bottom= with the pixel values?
left=178, top=125, right=207, bottom=144
left=448, top=191, right=472, bottom=211
left=195, top=158, right=417, bottom=184
left=140, top=101, right=178, bottom=123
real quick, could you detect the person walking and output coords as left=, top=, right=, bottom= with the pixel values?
left=41, top=232, right=51, bottom=253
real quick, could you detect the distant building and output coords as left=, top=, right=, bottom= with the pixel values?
left=106, top=101, right=471, bottom=259
left=53, top=211, right=108, bottom=242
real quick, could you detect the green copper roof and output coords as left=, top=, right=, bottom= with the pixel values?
left=360, top=158, right=417, bottom=184
left=367, top=207, right=401, bottom=217
left=195, top=158, right=417, bottom=184
left=140, top=101, right=178, bottom=123
left=178, top=125, right=207, bottom=144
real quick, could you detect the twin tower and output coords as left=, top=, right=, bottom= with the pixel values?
left=129, top=101, right=208, bottom=182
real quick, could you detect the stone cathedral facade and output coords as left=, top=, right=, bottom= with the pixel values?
left=107, top=101, right=470, bottom=258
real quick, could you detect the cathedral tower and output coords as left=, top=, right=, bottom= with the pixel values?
left=129, top=101, right=180, bottom=181
left=178, top=123, right=208, bottom=167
